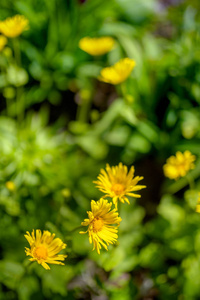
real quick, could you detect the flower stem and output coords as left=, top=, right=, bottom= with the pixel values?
left=13, top=38, right=21, bottom=66
left=23, top=259, right=34, bottom=274
left=66, top=225, right=83, bottom=234
left=120, top=82, right=127, bottom=98
left=120, top=82, right=134, bottom=104
left=17, top=87, right=25, bottom=123
left=12, top=38, right=25, bottom=123
left=186, top=173, right=195, bottom=190
left=76, top=89, right=92, bottom=123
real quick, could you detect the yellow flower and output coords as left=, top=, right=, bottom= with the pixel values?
left=94, top=163, right=146, bottom=209
left=79, top=36, right=115, bottom=56
left=80, top=198, right=121, bottom=254
left=163, top=151, right=196, bottom=180
left=0, top=15, right=29, bottom=38
left=0, top=35, right=7, bottom=51
left=6, top=181, right=16, bottom=191
left=24, top=229, right=67, bottom=270
left=98, top=58, right=136, bottom=85
left=196, top=193, right=200, bottom=213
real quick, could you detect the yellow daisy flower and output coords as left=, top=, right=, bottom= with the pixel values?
left=0, top=35, right=7, bottom=51
left=94, top=163, right=146, bottom=209
left=98, top=58, right=136, bottom=85
left=196, top=193, right=200, bottom=213
left=24, top=229, right=67, bottom=270
left=163, top=150, right=196, bottom=180
left=80, top=198, right=122, bottom=254
left=79, top=36, right=115, bottom=56
left=0, top=15, right=29, bottom=38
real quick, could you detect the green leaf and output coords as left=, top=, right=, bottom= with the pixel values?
left=0, top=261, right=24, bottom=289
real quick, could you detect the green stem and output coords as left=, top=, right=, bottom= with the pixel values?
left=120, top=82, right=127, bottom=98
left=17, top=87, right=25, bottom=123
left=77, top=100, right=90, bottom=123
left=13, top=38, right=21, bottom=66
left=163, top=170, right=198, bottom=195
left=76, top=90, right=92, bottom=123
left=186, top=173, right=195, bottom=190
left=12, top=38, right=25, bottom=123
left=120, top=82, right=133, bottom=104
left=66, top=225, right=83, bottom=234
left=23, top=259, right=34, bottom=274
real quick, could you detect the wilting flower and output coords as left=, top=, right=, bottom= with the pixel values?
left=94, top=163, right=146, bottom=209
left=0, top=15, right=29, bottom=38
left=163, top=150, right=196, bottom=180
left=0, top=35, right=7, bottom=51
left=98, top=58, right=136, bottom=85
left=196, top=193, right=200, bottom=213
left=79, top=36, right=115, bottom=56
left=80, top=198, right=122, bottom=254
left=25, top=229, right=67, bottom=270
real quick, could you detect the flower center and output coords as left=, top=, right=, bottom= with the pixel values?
left=111, top=183, right=125, bottom=195
left=93, top=218, right=104, bottom=232
left=35, top=245, right=48, bottom=260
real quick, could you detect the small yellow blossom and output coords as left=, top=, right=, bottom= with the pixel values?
left=80, top=198, right=121, bottom=254
left=98, top=58, right=136, bottom=85
left=94, top=163, right=146, bottom=209
left=0, top=35, right=7, bottom=51
left=196, top=193, right=200, bottom=213
left=25, top=230, right=67, bottom=270
left=79, top=36, right=115, bottom=56
left=0, top=15, right=29, bottom=38
left=163, top=151, right=196, bottom=180
left=6, top=181, right=16, bottom=191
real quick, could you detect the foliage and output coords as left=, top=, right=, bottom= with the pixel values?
left=0, top=0, right=200, bottom=299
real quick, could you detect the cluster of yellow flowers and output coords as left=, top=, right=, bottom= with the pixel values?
left=79, top=36, right=136, bottom=85
left=0, top=15, right=29, bottom=52
left=80, top=163, right=146, bottom=254
left=17, top=29, right=197, bottom=268
left=23, top=34, right=141, bottom=268
left=24, top=148, right=198, bottom=269
left=25, top=163, right=146, bottom=269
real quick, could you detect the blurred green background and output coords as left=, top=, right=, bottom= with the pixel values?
left=0, top=0, right=200, bottom=299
